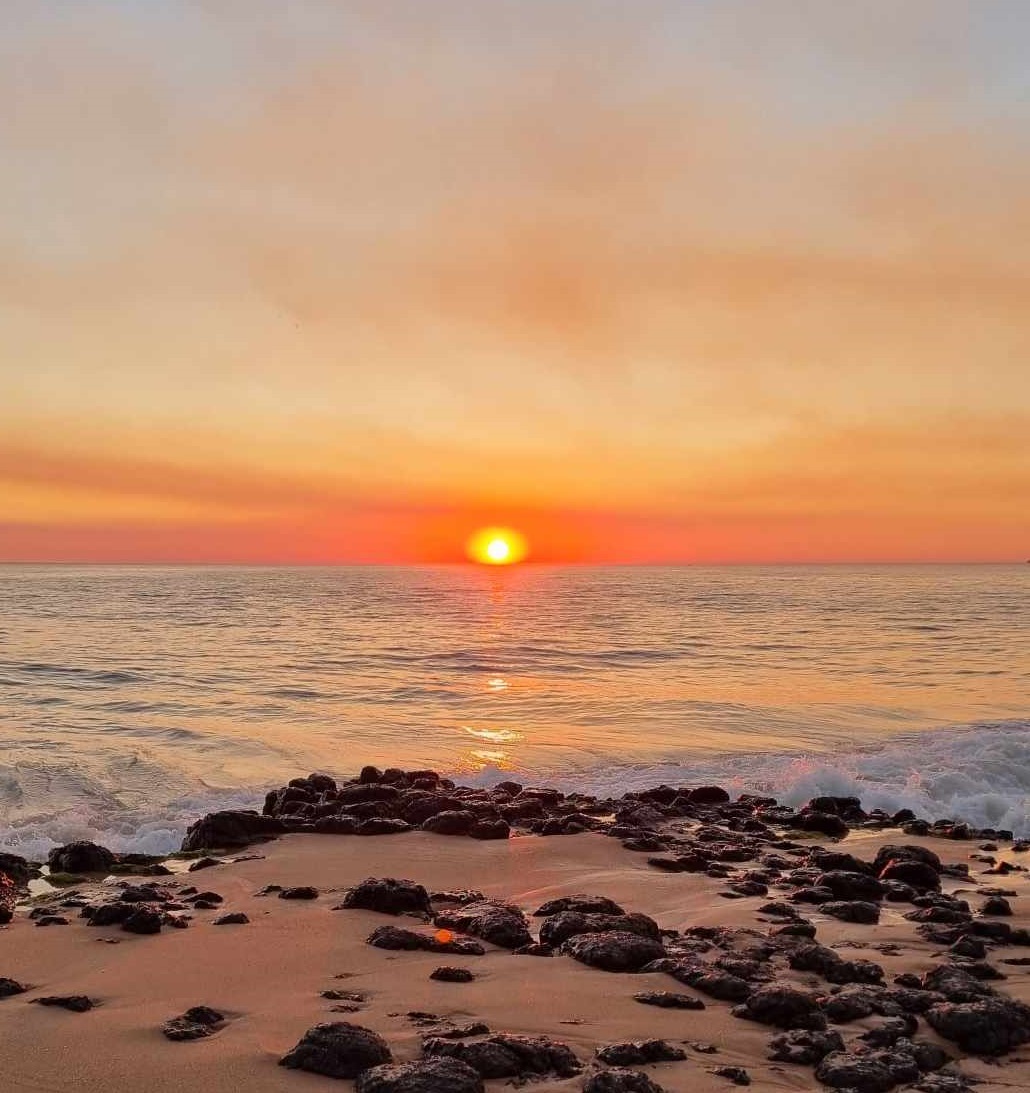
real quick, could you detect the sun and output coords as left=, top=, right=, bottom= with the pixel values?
left=467, top=526, right=528, bottom=566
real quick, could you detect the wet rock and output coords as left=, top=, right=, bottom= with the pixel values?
left=689, top=786, right=730, bottom=805
left=280, top=1021, right=393, bottom=1077
left=822, top=900, right=881, bottom=924
left=539, top=912, right=660, bottom=948
left=815, top=1051, right=896, bottom=1093
left=33, top=995, right=95, bottom=1013
left=789, top=812, right=849, bottom=838
left=430, top=967, right=474, bottom=983
left=422, top=811, right=476, bottom=836
left=340, top=877, right=432, bottom=916
left=47, top=842, right=115, bottom=874
left=633, top=991, right=705, bottom=1010
left=768, top=1028, right=844, bottom=1065
left=162, top=1006, right=225, bottom=1041
left=315, top=816, right=361, bottom=834
left=280, top=886, right=319, bottom=900
left=0, top=978, right=29, bottom=998
left=423, top=1033, right=581, bottom=1079
left=367, top=925, right=486, bottom=956
left=434, top=901, right=531, bottom=950
left=469, top=819, right=511, bottom=840
left=357, top=818, right=412, bottom=836
left=981, top=896, right=1013, bottom=916
left=561, top=930, right=666, bottom=972
left=582, top=1069, right=667, bottom=1093
left=925, top=997, right=1030, bottom=1055
left=596, top=1040, right=686, bottom=1066
left=533, top=895, right=625, bottom=917
left=356, top=1058, right=484, bottom=1093
left=213, top=912, right=249, bottom=925
left=181, top=810, right=284, bottom=851
left=733, top=985, right=826, bottom=1030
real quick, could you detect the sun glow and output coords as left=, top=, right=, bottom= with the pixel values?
left=467, top=526, right=528, bottom=565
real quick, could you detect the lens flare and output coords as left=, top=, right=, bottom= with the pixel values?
left=467, top=526, right=528, bottom=565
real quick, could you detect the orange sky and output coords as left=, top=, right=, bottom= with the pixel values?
left=1, top=1, right=1028, bottom=563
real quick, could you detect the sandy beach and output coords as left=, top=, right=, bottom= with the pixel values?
left=3, top=774, right=1030, bottom=1093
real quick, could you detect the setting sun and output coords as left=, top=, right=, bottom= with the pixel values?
left=467, top=526, right=528, bottom=565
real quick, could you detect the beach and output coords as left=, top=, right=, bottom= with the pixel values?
left=3, top=770, right=1030, bottom=1092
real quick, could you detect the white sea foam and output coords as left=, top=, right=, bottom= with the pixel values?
left=2, top=720, right=1027, bottom=857
left=465, top=720, right=1030, bottom=836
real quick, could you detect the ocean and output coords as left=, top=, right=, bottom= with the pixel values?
left=1, top=564, right=1027, bottom=855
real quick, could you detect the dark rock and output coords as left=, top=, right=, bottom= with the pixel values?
left=561, top=930, right=666, bottom=972
left=872, top=844, right=942, bottom=875
left=633, top=991, right=705, bottom=1010
left=162, top=1006, right=225, bottom=1041
left=596, top=1040, right=686, bottom=1066
left=712, top=1067, right=750, bottom=1086
left=733, top=985, right=825, bottom=1030
left=582, top=1069, right=667, bottom=1093
left=367, top=925, right=486, bottom=956
left=815, top=1051, right=896, bottom=1093
left=356, top=1058, right=484, bottom=1093
left=422, top=811, right=476, bottom=836
left=122, top=907, right=163, bottom=934
left=434, top=901, right=531, bottom=950
left=533, top=895, right=625, bottom=917
left=280, top=886, right=319, bottom=900
left=879, top=860, right=941, bottom=890
left=689, top=786, right=731, bottom=804
left=768, top=1028, right=844, bottom=1065
left=981, top=896, right=1013, bottom=916
left=357, top=818, right=411, bottom=836
left=340, top=877, right=432, bottom=916
left=922, top=965, right=994, bottom=1003
left=822, top=900, right=881, bottom=924
left=423, top=1033, right=581, bottom=1079
left=0, top=852, right=33, bottom=886
left=187, top=856, right=221, bottom=872
left=213, top=912, right=249, bottom=925
left=539, top=911, right=660, bottom=948
left=280, top=1021, right=393, bottom=1077
left=817, top=871, right=885, bottom=902
left=925, top=998, right=1030, bottom=1054
left=789, top=812, right=849, bottom=838
left=181, top=810, right=284, bottom=851
left=0, top=978, right=29, bottom=998
left=514, top=942, right=554, bottom=957
left=430, top=967, right=474, bottom=983
left=47, top=842, right=115, bottom=874
left=469, top=819, right=510, bottom=840
left=315, top=816, right=361, bottom=834
left=33, top=995, right=95, bottom=1013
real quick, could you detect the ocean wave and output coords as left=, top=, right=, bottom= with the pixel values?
left=0, top=719, right=1027, bottom=859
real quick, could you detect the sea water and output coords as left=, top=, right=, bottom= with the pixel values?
left=1, top=564, right=1027, bottom=853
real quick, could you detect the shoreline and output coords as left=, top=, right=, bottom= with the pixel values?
left=2, top=768, right=1030, bottom=1092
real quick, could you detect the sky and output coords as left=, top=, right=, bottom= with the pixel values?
left=2, top=0, right=1028, bottom=564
